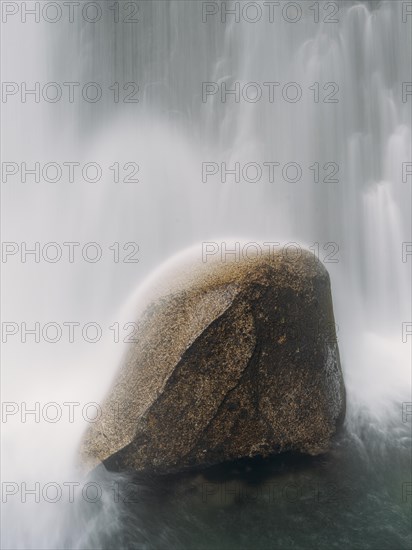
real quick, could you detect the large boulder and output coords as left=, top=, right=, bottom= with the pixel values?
left=80, top=245, right=345, bottom=475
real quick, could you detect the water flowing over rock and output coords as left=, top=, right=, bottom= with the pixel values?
left=80, top=247, right=345, bottom=474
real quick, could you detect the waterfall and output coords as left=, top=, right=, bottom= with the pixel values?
left=2, top=1, right=411, bottom=548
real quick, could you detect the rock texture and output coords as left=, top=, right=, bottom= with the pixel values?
left=80, top=246, right=345, bottom=475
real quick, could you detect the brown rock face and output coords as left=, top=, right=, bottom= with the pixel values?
left=80, top=247, right=345, bottom=475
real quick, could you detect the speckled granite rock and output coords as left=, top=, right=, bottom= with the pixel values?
left=80, top=246, right=345, bottom=474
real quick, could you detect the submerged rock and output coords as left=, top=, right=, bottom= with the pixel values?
left=80, top=246, right=345, bottom=475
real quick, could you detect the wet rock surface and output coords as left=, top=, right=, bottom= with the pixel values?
left=80, top=248, right=345, bottom=474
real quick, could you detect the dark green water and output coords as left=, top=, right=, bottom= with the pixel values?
left=68, top=412, right=411, bottom=550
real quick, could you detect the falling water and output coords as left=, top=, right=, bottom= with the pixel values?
left=2, top=1, right=411, bottom=548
